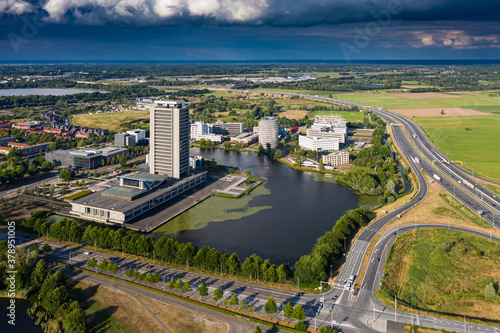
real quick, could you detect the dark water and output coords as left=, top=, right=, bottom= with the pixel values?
left=0, top=298, right=42, bottom=333
left=0, top=88, right=105, bottom=96
left=165, top=148, right=365, bottom=265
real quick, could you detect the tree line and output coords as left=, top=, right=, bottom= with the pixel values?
left=0, top=241, right=86, bottom=332
left=18, top=208, right=373, bottom=288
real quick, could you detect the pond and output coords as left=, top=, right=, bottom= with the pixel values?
left=152, top=149, right=378, bottom=265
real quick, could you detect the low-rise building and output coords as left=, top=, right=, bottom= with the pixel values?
left=298, top=135, right=339, bottom=152
left=322, top=151, right=350, bottom=166
left=75, top=131, right=90, bottom=139
left=230, top=132, right=258, bottom=146
left=45, top=147, right=128, bottom=170
left=69, top=171, right=207, bottom=224
left=0, top=142, right=50, bottom=156
left=306, top=128, right=346, bottom=144
left=212, top=121, right=244, bottom=136
left=126, top=129, right=147, bottom=143
left=189, top=156, right=204, bottom=169
left=115, top=133, right=136, bottom=147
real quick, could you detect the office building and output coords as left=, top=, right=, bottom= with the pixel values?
left=190, top=122, right=223, bottom=142
left=150, top=100, right=189, bottom=179
left=212, top=120, right=244, bottom=136
left=298, top=135, right=339, bottom=152
left=126, top=129, right=146, bottom=142
left=258, top=117, right=279, bottom=149
left=69, top=171, right=207, bottom=224
left=45, top=147, right=128, bottom=170
left=189, top=156, right=204, bottom=169
left=115, top=133, right=136, bottom=147
left=306, top=128, right=346, bottom=144
left=322, top=151, right=350, bottom=166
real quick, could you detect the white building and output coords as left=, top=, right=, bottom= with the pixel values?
left=322, top=151, right=350, bottom=166
left=258, top=117, right=279, bottom=149
left=299, top=135, right=339, bottom=152
left=126, top=129, right=146, bottom=142
left=190, top=122, right=223, bottom=142
left=306, top=128, right=346, bottom=144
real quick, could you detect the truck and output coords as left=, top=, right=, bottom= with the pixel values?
left=462, top=179, right=475, bottom=189
left=413, top=156, right=420, bottom=164
left=433, top=174, right=442, bottom=182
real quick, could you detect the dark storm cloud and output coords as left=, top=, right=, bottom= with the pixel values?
left=2, top=0, right=500, bottom=26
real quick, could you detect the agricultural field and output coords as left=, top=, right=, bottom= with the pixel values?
left=378, top=228, right=500, bottom=323
left=72, top=109, right=150, bottom=132
left=417, top=115, right=500, bottom=181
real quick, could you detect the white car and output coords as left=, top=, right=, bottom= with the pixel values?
left=84, top=251, right=91, bottom=255
left=345, top=276, right=355, bottom=290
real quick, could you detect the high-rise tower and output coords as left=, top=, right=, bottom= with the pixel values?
left=150, top=100, right=189, bottom=179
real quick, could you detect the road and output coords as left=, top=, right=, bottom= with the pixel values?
left=3, top=90, right=500, bottom=332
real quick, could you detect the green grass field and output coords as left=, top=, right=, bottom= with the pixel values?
left=377, top=228, right=500, bottom=323
left=417, top=115, right=500, bottom=181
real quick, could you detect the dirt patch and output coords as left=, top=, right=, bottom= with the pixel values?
left=388, top=92, right=463, bottom=99
left=278, top=109, right=309, bottom=119
left=389, top=107, right=490, bottom=117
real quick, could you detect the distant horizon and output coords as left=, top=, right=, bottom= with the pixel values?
left=1, top=59, right=500, bottom=64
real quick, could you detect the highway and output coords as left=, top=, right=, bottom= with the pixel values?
left=4, top=90, right=500, bottom=332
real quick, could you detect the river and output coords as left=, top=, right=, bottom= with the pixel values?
left=152, top=149, right=379, bottom=265
left=0, top=88, right=106, bottom=96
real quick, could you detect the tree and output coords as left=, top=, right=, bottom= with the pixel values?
left=293, top=304, right=306, bottom=321
left=234, top=141, right=241, bottom=150
left=43, top=285, right=69, bottom=315
left=254, top=326, right=262, bottom=333
left=294, top=155, right=302, bottom=167
left=320, top=327, right=338, bottom=333
left=62, top=301, right=86, bottom=333
left=264, top=296, right=278, bottom=315
left=182, top=281, right=191, bottom=292
left=77, top=140, right=86, bottom=147
left=86, top=257, right=97, bottom=268
left=273, top=149, right=282, bottom=160
left=284, top=302, right=294, bottom=321
left=441, top=109, right=445, bottom=115
left=167, top=277, right=175, bottom=289
left=238, top=300, right=246, bottom=311
left=31, top=259, right=48, bottom=290
left=42, top=243, right=52, bottom=253
left=318, top=159, right=324, bottom=171
left=198, top=282, right=208, bottom=298
left=59, top=168, right=74, bottom=181
left=295, top=321, right=307, bottom=331
left=213, top=287, right=223, bottom=302
left=223, top=141, right=231, bottom=149
left=175, top=278, right=183, bottom=289
left=386, top=179, right=396, bottom=193
left=277, top=264, right=287, bottom=284
left=485, top=282, right=498, bottom=301
left=229, top=294, right=239, bottom=306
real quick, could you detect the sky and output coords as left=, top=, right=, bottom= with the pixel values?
left=0, top=0, right=499, bottom=61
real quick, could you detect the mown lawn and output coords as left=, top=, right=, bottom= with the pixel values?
left=378, top=228, right=500, bottom=323
left=417, top=115, right=500, bottom=181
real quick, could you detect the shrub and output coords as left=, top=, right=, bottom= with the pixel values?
left=294, top=321, right=307, bottom=331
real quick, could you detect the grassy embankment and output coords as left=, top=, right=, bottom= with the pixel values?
left=68, top=280, right=226, bottom=333
left=377, top=228, right=500, bottom=326
left=72, top=109, right=149, bottom=132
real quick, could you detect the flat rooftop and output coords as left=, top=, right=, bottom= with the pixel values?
left=72, top=171, right=206, bottom=213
